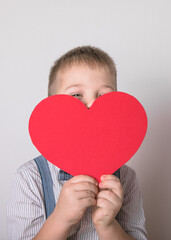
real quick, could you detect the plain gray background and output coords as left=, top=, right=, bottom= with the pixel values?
left=1, top=1, right=171, bottom=239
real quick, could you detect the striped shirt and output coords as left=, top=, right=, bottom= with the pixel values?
left=7, top=158, right=147, bottom=240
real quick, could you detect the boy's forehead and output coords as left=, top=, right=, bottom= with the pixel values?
left=57, top=64, right=115, bottom=85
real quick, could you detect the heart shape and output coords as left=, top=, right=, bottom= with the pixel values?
left=29, top=91, right=147, bottom=182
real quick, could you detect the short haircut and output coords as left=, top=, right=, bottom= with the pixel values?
left=48, top=46, right=117, bottom=96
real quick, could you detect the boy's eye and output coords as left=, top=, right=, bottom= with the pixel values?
left=71, top=93, right=82, bottom=97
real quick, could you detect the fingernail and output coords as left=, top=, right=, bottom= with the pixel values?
left=101, top=175, right=105, bottom=180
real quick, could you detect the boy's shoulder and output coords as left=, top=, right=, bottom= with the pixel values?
left=12, top=159, right=42, bottom=189
left=120, top=164, right=136, bottom=176
left=120, top=164, right=139, bottom=193
left=14, top=157, right=60, bottom=183
left=16, top=158, right=39, bottom=176
left=8, top=158, right=46, bottom=216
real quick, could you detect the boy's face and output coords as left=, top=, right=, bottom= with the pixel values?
left=54, top=64, right=116, bottom=108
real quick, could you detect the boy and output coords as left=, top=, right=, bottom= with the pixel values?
left=7, top=46, right=147, bottom=240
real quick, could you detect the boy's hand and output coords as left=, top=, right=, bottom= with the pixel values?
left=54, top=175, right=98, bottom=228
left=92, top=174, right=124, bottom=228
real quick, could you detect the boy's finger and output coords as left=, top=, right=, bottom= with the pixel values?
left=69, top=175, right=98, bottom=186
left=97, top=190, right=120, bottom=204
left=76, top=190, right=96, bottom=199
left=99, top=179, right=123, bottom=198
left=72, top=181, right=99, bottom=195
left=100, top=174, right=120, bottom=182
left=81, top=197, right=97, bottom=209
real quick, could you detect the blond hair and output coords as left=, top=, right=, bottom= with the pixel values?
left=48, top=46, right=117, bottom=96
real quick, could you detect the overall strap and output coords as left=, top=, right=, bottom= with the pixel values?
left=34, top=155, right=56, bottom=219
left=113, top=168, right=120, bottom=179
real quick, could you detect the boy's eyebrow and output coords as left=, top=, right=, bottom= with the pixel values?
left=64, top=84, right=83, bottom=90
left=64, top=84, right=115, bottom=91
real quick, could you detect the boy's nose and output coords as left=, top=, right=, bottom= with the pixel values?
left=86, top=99, right=96, bottom=109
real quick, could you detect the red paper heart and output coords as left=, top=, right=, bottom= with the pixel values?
left=29, top=91, right=147, bottom=182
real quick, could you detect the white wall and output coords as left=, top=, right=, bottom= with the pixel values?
left=1, top=1, right=171, bottom=239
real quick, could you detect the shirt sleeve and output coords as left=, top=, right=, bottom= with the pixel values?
left=6, top=161, right=46, bottom=240
left=116, top=165, right=148, bottom=240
